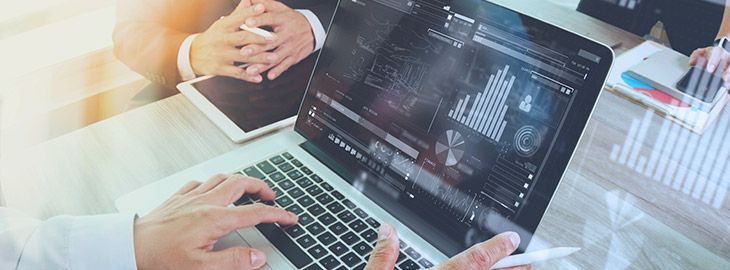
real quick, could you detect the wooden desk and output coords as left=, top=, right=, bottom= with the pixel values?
left=1, top=0, right=728, bottom=268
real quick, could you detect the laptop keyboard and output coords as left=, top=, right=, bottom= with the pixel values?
left=234, top=152, right=435, bottom=270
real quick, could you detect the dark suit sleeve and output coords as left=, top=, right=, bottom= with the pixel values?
left=112, top=0, right=191, bottom=89
left=300, top=0, right=338, bottom=32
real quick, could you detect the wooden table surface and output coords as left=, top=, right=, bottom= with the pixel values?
left=1, top=0, right=728, bottom=269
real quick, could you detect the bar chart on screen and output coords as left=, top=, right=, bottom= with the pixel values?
left=448, top=65, right=515, bottom=142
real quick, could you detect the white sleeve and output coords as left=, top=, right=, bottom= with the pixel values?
left=296, top=9, right=327, bottom=52
left=177, top=34, right=200, bottom=81
left=0, top=207, right=138, bottom=270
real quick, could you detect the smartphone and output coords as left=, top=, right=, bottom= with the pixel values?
left=676, top=66, right=725, bottom=103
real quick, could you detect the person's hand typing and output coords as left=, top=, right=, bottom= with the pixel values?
left=689, top=38, right=730, bottom=88
left=190, top=2, right=281, bottom=83
left=365, top=224, right=532, bottom=270
left=240, top=0, right=316, bottom=81
left=133, top=174, right=298, bottom=270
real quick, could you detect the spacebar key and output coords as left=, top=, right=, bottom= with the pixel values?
left=255, top=224, right=313, bottom=268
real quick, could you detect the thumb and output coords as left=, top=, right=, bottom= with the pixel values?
left=435, top=232, right=520, bottom=270
left=207, top=246, right=267, bottom=270
left=365, top=224, right=400, bottom=270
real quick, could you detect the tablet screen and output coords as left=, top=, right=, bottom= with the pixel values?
left=191, top=57, right=315, bottom=132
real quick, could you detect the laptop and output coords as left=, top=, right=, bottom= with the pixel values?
left=116, top=0, right=614, bottom=269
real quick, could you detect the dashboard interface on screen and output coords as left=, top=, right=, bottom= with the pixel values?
left=296, top=0, right=611, bottom=255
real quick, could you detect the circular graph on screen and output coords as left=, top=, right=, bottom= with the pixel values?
left=514, top=126, right=542, bottom=157
left=435, top=130, right=465, bottom=167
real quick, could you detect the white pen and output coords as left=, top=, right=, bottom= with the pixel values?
left=490, top=247, right=581, bottom=269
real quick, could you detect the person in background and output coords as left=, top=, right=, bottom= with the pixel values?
left=578, top=0, right=730, bottom=84
left=1, top=174, right=531, bottom=270
left=113, top=0, right=336, bottom=100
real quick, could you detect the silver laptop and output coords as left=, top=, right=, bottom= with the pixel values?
left=116, top=0, right=614, bottom=269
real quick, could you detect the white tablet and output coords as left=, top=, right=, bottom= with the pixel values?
left=178, top=75, right=297, bottom=143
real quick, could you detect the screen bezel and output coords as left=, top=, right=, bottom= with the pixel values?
left=293, top=0, right=615, bottom=255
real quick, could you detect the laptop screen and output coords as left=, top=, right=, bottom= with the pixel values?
left=296, top=0, right=612, bottom=255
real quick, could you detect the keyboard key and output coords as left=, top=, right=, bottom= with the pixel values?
left=291, top=159, right=303, bottom=167
left=316, top=193, right=334, bottom=205
left=255, top=223, right=313, bottom=268
left=270, top=172, right=286, bottom=182
left=282, top=152, right=294, bottom=160
left=256, top=161, right=276, bottom=174
left=354, top=208, right=368, bottom=218
left=397, top=252, right=407, bottom=262
left=269, top=156, right=286, bottom=165
left=354, top=263, right=366, bottom=270
left=361, top=229, right=377, bottom=242
left=304, top=263, right=322, bottom=270
left=366, top=217, right=381, bottom=228
left=297, top=196, right=315, bottom=208
left=275, top=196, right=293, bottom=207
left=289, top=187, right=305, bottom=199
left=404, top=247, right=421, bottom=260
left=318, top=213, right=337, bottom=226
left=342, top=199, right=357, bottom=209
left=321, top=255, right=341, bottom=269
left=234, top=195, right=252, bottom=206
left=305, top=222, right=326, bottom=235
left=287, top=170, right=304, bottom=180
left=279, top=179, right=295, bottom=190
left=308, top=205, right=326, bottom=216
left=328, top=241, right=348, bottom=256
left=272, top=187, right=283, bottom=197
left=341, top=231, right=360, bottom=245
left=418, top=258, right=434, bottom=268
left=349, top=220, right=367, bottom=233
left=296, top=235, right=316, bottom=248
left=305, top=185, right=323, bottom=196
left=331, top=190, right=345, bottom=200
left=243, top=166, right=265, bottom=179
left=337, top=210, right=356, bottom=223
left=301, top=166, right=313, bottom=175
left=341, top=252, right=363, bottom=267
left=307, top=244, right=327, bottom=259
left=353, top=241, right=373, bottom=256
left=399, top=259, right=419, bottom=270
left=279, top=163, right=294, bottom=172
left=286, top=204, right=304, bottom=215
left=285, top=225, right=305, bottom=238
left=321, top=182, right=334, bottom=191
left=330, top=222, right=348, bottom=235
left=296, top=178, right=313, bottom=188
left=399, top=240, right=407, bottom=249
left=317, top=231, right=337, bottom=246
left=299, top=213, right=314, bottom=226
left=326, top=202, right=345, bottom=214
left=310, top=174, right=324, bottom=183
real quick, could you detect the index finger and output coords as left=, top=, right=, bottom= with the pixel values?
left=218, top=204, right=298, bottom=232
left=223, top=3, right=266, bottom=29
left=436, top=232, right=520, bottom=270
left=707, top=46, right=729, bottom=73
left=203, top=174, right=276, bottom=205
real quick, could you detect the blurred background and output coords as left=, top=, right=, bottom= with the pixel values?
left=0, top=0, right=579, bottom=159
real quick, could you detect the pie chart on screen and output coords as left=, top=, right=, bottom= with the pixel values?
left=435, top=130, right=465, bottom=167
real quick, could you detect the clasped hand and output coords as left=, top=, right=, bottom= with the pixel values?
left=190, top=0, right=314, bottom=83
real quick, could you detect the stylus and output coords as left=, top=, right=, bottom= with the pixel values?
left=490, top=247, right=580, bottom=269
left=240, top=24, right=274, bottom=39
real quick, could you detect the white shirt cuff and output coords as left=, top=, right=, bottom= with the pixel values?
left=68, top=213, right=138, bottom=270
left=177, top=34, right=199, bottom=81
left=296, top=9, right=326, bottom=52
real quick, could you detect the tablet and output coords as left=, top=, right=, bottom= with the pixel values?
left=178, top=75, right=298, bottom=143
